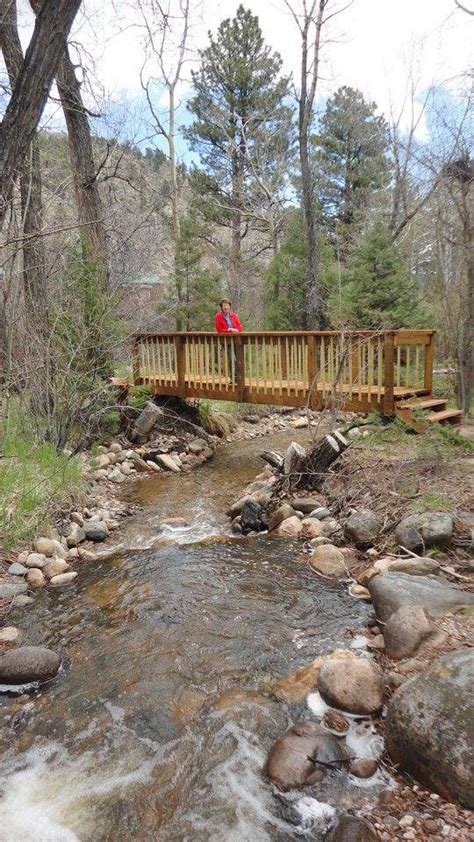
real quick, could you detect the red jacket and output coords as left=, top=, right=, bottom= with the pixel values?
left=214, top=310, right=243, bottom=334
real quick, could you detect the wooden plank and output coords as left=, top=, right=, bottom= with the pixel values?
left=307, top=334, right=316, bottom=408
left=236, top=335, right=245, bottom=402
left=175, top=335, right=185, bottom=397
left=424, top=331, right=434, bottom=393
left=383, top=331, right=395, bottom=414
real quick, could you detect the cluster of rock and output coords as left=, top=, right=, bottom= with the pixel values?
left=88, top=436, right=214, bottom=485
left=226, top=436, right=473, bottom=822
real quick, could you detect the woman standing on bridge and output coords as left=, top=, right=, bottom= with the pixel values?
left=214, top=299, right=242, bottom=384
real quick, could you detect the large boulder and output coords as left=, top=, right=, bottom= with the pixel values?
left=368, top=572, right=474, bottom=623
left=327, top=815, right=378, bottom=842
left=376, top=556, right=440, bottom=576
left=383, top=605, right=433, bottom=660
left=270, top=649, right=354, bottom=703
left=0, top=646, right=61, bottom=684
left=344, top=509, right=382, bottom=547
left=264, top=721, right=349, bottom=790
left=309, top=545, right=347, bottom=578
left=276, top=516, right=302, bottom=539
left=385, top=649, right=474, bottom=808
left=395, top=511, right=453, bottom=551
left=240, top=498, right=269, bottom=534
left=318, top=656, right=383, bottom=715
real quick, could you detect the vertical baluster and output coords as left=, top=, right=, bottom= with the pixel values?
left=377, top=336, right=383, bottom=400
left=396, top=346, right=401, bottom=388
left=415, top=346, right=420, bottom=387
left=368, top=339, right=374, bottom=402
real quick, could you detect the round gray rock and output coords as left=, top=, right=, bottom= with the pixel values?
left=384, top=605, right=433, bottom=660
left=84, top=521, right=109, bottom=542
left=368, top=572, right=474, bottom=623
left=327, top=815, right=378, bottom=841
left=318, top=656, right=384, bottom=714
left=0, top=646, right=61, bottom=684
left=344, top=509, right=382, bottom=547
left=395, top=511, right=453, bottom=551
left=385, top=649, right=474, bottom=808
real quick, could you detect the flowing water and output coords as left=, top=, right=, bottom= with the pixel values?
left=0, top=431, right=384, bottom=841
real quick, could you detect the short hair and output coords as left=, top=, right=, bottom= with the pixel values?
left=219, top=298, right=231, bottom=308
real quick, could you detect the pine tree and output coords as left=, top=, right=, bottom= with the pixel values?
left=315, top=86, right=391, bottom=259
left=185, top=5, right=292, bottom=304
left=339, top=223, right=426, bottom=328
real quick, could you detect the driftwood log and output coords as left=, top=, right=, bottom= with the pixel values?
left=261, top=430, right=349, bottom=491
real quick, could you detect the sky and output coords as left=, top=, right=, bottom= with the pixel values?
left=8, top=0, right=474, bottom=157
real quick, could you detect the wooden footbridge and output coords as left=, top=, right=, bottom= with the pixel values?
left=131, top=329, right=462, bottom=427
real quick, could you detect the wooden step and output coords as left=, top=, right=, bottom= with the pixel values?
left=397, top=397, right=447, bottom=410
left=428, top=408, right=463, bottom=426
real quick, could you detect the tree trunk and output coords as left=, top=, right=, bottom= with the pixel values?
left=0, top=0, right=51, bottom=415
left=169, top=87, right=183, bottom=330
left=460, top=178, right=473, bottom=416
left=0, top=0, right=82, bottom=229
left=300, top=132, right=320, bottom=327
left=54, top=46, right=108, bottom=293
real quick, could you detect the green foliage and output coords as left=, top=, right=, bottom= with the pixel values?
left=265, top=210, right=338, bottom=328
left=127, top=384, right=152, bottom=410
left=0, top=406, right=83, bottom=549
left=331, top=223, right=428, bottom=328
left=185, top=4, right=292, bottom=225
left=314, top=88, right=391, bottom=250
left=419, top=490, right=452, bottom=511
left=101, top=411, right=121, bottom=436
left=174, top=214, right=222, bottom=330
left=432, top=422, right=474, bottom=452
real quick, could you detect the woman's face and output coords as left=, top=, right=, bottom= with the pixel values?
left=221, top=301, right=231, bottom=314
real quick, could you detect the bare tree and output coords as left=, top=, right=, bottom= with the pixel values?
left=0, top=0, right=82, bottom=228
left=282, top=0, right=350, bottom=328
left=138, top=0, right=191, bottom=328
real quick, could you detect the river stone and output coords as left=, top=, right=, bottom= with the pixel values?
left=368, top=572, right=474, bottom=623
left=344, top=509, right=382, bottom=547
left=327, top=814, right=378, bottom=841
left=25, top=552, right=47, bottom=569
left=385, top=649, right=474, bottom=808
left=309, top=545, right=347, bottom=577
left=34, top=537, right=55, bottom=557
left=0, top=627, right=21, bottom=643
left=0, top=582, right=27, bottom=599
left=84, top=521, right=109, bottom=542
left=26, top=568, right=46, bottom=588
left=52, top=539, right=68, bottom=560
left=108, top=467, right=126, bottom=483
left=309, top=507, right=331, bottom=520
left=395, top=511, right=453, bottom=551
left=318, top=656, right=384, bottom=714
left=301, top=518, right=324, bottom=539
left=44, top=559, right=70, bottom=579
left=240, top=499, right=269, bottom=534
left=66, top=523, right=86, bottom=547
left=155, top=453, right=180, bottom=473
left=264, top=721, right=349, bottom=790
left=109, top=442, right=122, bottom=453
left=50, top=572, right=78, bottom=586
left=270, top=649, right=355, bottom=703
left=276, top=516, right=302, bottom=538
left=384, top=557, right=441, bottom=576
left=384, top=605, right=433, bottom=660
left=11, top=594, right=33, bottom=608
left=127, top=452, right=149, bottom=471
left=269, top=504, right=295, bottom=531
left=290, top=496, right=325, bottom=514
left=0, top=646, right=61, bottom=684
left=8, top=562, right=28, bottom=576
left=349, top=758, right=378, bottom=779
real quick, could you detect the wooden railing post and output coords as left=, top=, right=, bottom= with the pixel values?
left=235, top=334, right=245, bottom=401
left=424, top=331, right=435, bottom=393
left=175, top=335, right=186, bottom=397
left=131, top=335, right=141, bottom=384
left=383, top=331, right=395, bottom=414
left=307, top=334, right=317, bottom=408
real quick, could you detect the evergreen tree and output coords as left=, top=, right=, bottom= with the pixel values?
left=314, top=86, right=391, bottom=259
left=265, top=210, right=338, bottom=328
left=174, top=215, right=221, bottom=330
left=339, top=223, right=426, bottom=328
left=185, top=5, right=292, bottom=304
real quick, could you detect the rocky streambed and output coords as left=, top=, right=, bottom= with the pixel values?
left=0, top=413, right=472, bottom=841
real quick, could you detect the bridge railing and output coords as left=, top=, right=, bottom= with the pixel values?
left=132, top=329, right=435, bottom=412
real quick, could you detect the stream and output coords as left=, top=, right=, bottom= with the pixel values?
left=0, top=430, right=381, bottom=841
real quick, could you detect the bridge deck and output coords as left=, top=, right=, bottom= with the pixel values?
left=132, top=330, right=435, bottom=414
